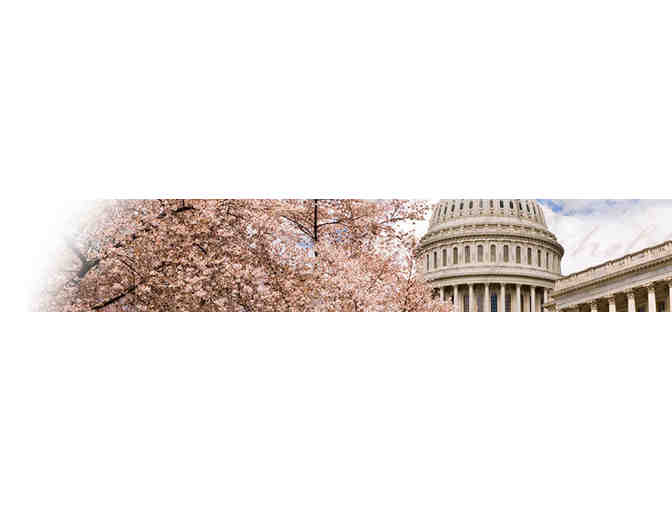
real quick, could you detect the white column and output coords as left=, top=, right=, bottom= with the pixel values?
left=516, top=284, right=521, bottom=313
left=590, top=300, right=598, bottom=312
left=455, top=286, right=461, bottom=312
left=607, top=295, right=616, bottom=312
left=647, top=283, right=656, bottom=312
left=499, top=283, right=505, bottom=312
left=627, top=289, right=636, bottom=312
left=484, top=283, right=490, bottom=312
left=530, top=286, right=536, bottom=312
left=543, top=288, right=549, bottom=312
left=469, top=284, right=474, bottom=312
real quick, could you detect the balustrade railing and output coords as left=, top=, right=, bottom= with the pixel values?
left=555, top=241, right=672, bottom=291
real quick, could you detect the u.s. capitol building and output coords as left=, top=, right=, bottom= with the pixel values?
left=419, top=199, right=672, bottom=312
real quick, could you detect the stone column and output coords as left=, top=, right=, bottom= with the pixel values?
left=647, top=283, right=656, bottom=312
left=516, top=284, right=521, bottom=313
left=626, top=289, right=636, bottom=312
left=590, top=300, right=598, bottom=312
left=484, top=283, right=490, bottom=312
left=469, top=284, right=474, bottom=312
left=530, top=286, right=536, bottom=312
left=500, top=283, right=505, bottom=312
left=607, top=295, right=616, bottom=312
left=543, top=288, right=549, bottom=312
left=440, top=287, right=445, bottom=302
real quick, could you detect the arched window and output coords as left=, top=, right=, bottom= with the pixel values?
left=434, top=251, right=438, bottom=268
left=442, top=248, right=447, bottom=266
left=519, top=201, right=523, bottom=210
left=451, top=204, right=455, bottom=212
left=490, top=200, right=494, bottom=208
left=426, top=254, right=430, bottom=270
left=510, top=201, right=514, bottom=209
left=469, top=201, right=473, bottom=209
left=546, top=252, right=550, bottom=269
left=537, top=249, right=542, bottom=267
left=465, top=246, right=471, bottom=263
left=527, top=247, right=532, bottom=265
left=526, top=204, right=531, bottom=213
left=503, top=245, right=509, bottom=262
left=477, top=245, right=483, bottom=262
left=479, top=200, right=483, bottom=208
left=516, top=246, right=521, bottom=264
left=490, top=244, right=496, bottom=263
left=500, top=200, right=504, bottom=208
left=460, top=202, right=464, bottom=210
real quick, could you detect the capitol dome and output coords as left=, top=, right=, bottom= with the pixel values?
left=419, top=199, right=565, bottom=312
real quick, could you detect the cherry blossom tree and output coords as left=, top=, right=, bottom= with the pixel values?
left=35, top=199, right=452, bottom=312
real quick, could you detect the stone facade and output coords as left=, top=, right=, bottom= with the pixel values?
left=419, top=199, right=564, bottom=312
left=547, top=240, right=672, bottom=312
left=420, top=199, right=672, bottom=312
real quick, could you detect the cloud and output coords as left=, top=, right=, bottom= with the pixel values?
left=540, top=200, right=672, bottom=274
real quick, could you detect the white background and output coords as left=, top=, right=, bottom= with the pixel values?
left=2, top=0, right=672, bottom=509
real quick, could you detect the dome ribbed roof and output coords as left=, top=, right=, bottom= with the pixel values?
left=430, top=199, right=548, bottom=229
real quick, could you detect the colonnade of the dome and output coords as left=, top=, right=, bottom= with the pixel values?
left=438, top=283, right=551, bottom=312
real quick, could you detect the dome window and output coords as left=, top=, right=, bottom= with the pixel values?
left=503, top=245, right=509, bottom=262
left=500, top=200, right=504, bottom=208
left=490, top=245, right=496, bottom=263
left=477, top=245, right=483, bottom=262
left=479, top=200, right=483, bottom=208
left=510, top=201, right=514, bottom=209
left=451, top=204, right=455, bottom=212
left=453, top=247, right=458, bottom=264
left=465, top=246, right=471, bottom=263
left=469, top=201, right=473, bottom=209
left=460, top=202, right=464, bottom=210
left=442, top=249, right=447, bottom=266
left=490, top=200, right=494, bottom=208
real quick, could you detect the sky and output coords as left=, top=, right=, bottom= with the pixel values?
left=419, top=199, right=672, bottom=275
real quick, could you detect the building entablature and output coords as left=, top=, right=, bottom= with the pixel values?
left=553, top=241, right=672, bottom=296
left=424, top=265, right=560, bottom=285
left=431, top=275, right=556, bottom=289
